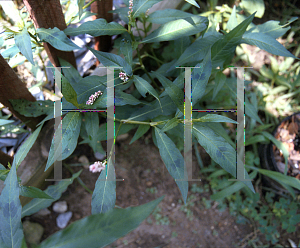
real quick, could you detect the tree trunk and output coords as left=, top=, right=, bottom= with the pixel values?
left=91, top=0, right=113, bottom=65
left=0, top=54, right=43, bottom=130
left=23, top=0, right=77, bottom=68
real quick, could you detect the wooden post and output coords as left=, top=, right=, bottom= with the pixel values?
left=91, top=0, right=113, bottom=65
left=0, top=54, right=44, bottom=130
left=23, top=0, right=77, bottom=68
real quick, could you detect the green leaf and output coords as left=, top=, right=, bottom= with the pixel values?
left=37, top=27, right=80, bottom=51
left=133, top=75, right=159, bottom=101
left=115, top=89, right=141, bottom=106
left=45, top=112, right=81, bottom=172
left=62, top=75, right=107, bottom=109
left=211, top=171, right=256, bottom=200
left=0, top=159, right=24, bottom=248
left=254, top=18, right=297, bottom=39
left=83, top=112, right=103, bottom=154
left=174, top=33, right=220, bottom=68
left=129, top=125, right=150, bottom=145
left=154, top=127, right=188, bottom=204
left=261, top=131, right=289, bottom=174
left=64, top=19, right=127, bottom=37
left=0, top=119, right=14, bottom=125
left=92, top=158, right=116, bottom=214
left=120, top=39, right=133, bottom=66
left=152, top=71, right=184, bottom=114
left=211, top=12, right=255, bottom=68
left=132, top=0, right=163, bottom=19
left=245, top=97, right=263, bottom=124
left=37, top=196, right=164, bottom=248
left=147, top=9, right=196, bottom=24
left=20, top=186, right=54, bottom=199
left=212, top=71, right=226, bottom=100
left=9, top=99, right=54, bottom=118
left=1, top=46, right=20, bottom=59
left=191, top=49, right=212, bottom=105
left=21, top=170, right=81, bottom=218
left=248, top=166, right=300, bottom=192
left=197, top=114, right=238, bottom=124
left=14, top=27, right=34, bottom=65
left=184, top=0, right=200, bottom=8
left=12, top=124, right=43, bottom=170
left=62, top=75, right=79, bottom=108
left=242, top=32, right=299, bottom=59
left=141, top=15, right=208, bottom=43
left=193, top=123, right=255, bottom=192
left=59, top=58, right=81, bottom=86
left=245, top=134, right=268, bottom=146
left=87, top=47, right=132, bottom=76
left=241, top=0, right=265, bottom=18
left=161, top=117, right=179, bottom=132
left=227, top=5, right=238, bottom=30
left=0, top=169, right=9, bottom=181
left=77, top=0, right=85, bottom=19
left=128, top=96, right=177, bottom=121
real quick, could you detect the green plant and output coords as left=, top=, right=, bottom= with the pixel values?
left=0, top=0, right=299, bottom=247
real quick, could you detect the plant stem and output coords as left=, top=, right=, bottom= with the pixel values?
left=63, top=163, right=93, bottom=194
left=38, top=53, right=49, bottom=85
left=83, top=0, right=99, bottom=10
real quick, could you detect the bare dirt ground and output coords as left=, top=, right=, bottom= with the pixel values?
left=25, top=129, right=254, bottom=248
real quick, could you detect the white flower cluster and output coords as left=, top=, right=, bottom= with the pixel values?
left=89, top=161, right=106, bottom=173
left=86, top=90, right=102, bottom=105
left=119, top=72, right=129, bottom=82
left=128, top=0, right=133, bottom=17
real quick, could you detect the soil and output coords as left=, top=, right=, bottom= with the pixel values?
left=23, top=129, right=255, bottom=248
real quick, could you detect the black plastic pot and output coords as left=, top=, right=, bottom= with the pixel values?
left=259, top=112, right=300, bottom=195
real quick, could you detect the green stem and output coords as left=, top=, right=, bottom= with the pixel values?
left=63, top=164, right=93, bottom=194
left=38, top=53, right=49, bottom=85
left=83, top=0, right=99, bottom=10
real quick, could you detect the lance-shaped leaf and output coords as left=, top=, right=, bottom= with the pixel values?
left=133, top=75, right=160, bottom=104
left=77, top=0, right=84, bottom=19
left=174, top=32, right=220, bottom=68
left=0, top=159, right=23, bottom=248
left=129, top=125, right=150, bottom=145
left=212, top=71, right=226, bottom=100
left=132, top=0, right=163, bottom=19
left=253, top=17, right=297, bottom=39
left=62, top=75, right=79, bottom=108
left=154, top=127, right=188, bottom=204
left=227, top=5, right=238, bottom=30
left=241, top=0, right=265, bottom=18
left=22, top=171, right=81, bottom=218
left=87, top=46, right=132, bottom=76
left=141, top=15, right=208, bottom=43
left=37, top=27, right=80, bottom=51
left=191, top=49, right=212, bottom=105
left=20, top=185, right=54, bottom=199
left=92, top=158, right=116, bottom=214
left=120, top=39, right=133, bottom=66
left=147, top=9, right=196, bottom=24
left=83, top=112, right=103, bottom=154
left=59, top=58, right=81, bottom=86
left=36, top=196, right=164, bottom=248
left=193, top=123, right=255, bottom=192
left=14, top=27, right=34, bottom=65
left=45, top=112, right=81, bottom=171
left=152, top=71, right=184, bottom=114
left=184, top=0, right=200, bottom=8
left=242, top=32, right=299, bottom=59
left=196, top=114, right=238, bottom=124
left=12, top=124, right=43, bottom=170
left=64, top=19, right=127, bottom=37
left=211, top=12, right=255, bottom=68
